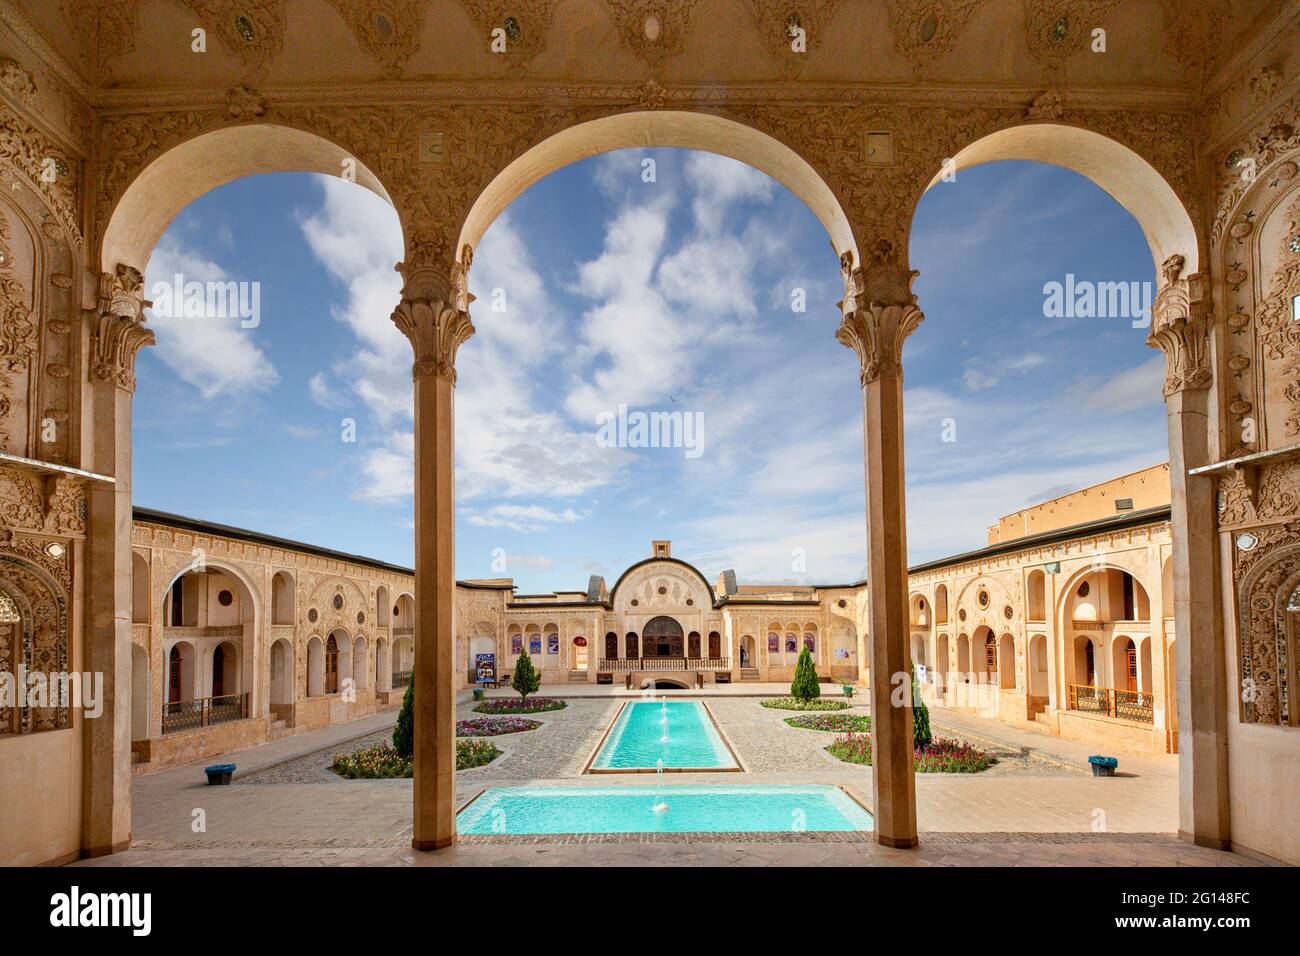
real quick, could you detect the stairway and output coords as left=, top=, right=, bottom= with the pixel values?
left=568, top=670, right=587, bottom=683
left=740, top=668, right=761, bottom=681
left=267, top=718, right=293, bottom=740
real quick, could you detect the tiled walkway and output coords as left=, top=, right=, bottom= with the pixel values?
left=73, top=692, right=1264, bottom=868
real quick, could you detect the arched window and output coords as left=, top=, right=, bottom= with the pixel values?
left=643, top=617, right=683, bottom=658
left=325, top=634, right=339, bottom=694
left=708, top=631, right=721, bottom=658
left=212, top=644, right=226, bottom=697
left=605, top=632, right=618, bottom=659
left=688, top=631, right=701, bottom=658
left=984, top=633, right=997, bottom=676
left=168, top=645, right=182, bottom=704
left=626, top=632, right=639, bottom=659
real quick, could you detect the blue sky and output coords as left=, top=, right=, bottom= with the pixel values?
left=134, top=152, right=1164, bottom=591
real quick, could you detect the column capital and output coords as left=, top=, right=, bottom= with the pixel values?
left=89, top=265, right=154, bottom=392
left=391, top=243, right=475, bottom=384
left=1146, top=254, right=1211, bottom=397
left=834, top=242, right=924, bottom=386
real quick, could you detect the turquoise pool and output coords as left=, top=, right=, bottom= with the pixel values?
left=590, top=700, right=738, bottom=771
left=457, top=785, right=874, bottom=834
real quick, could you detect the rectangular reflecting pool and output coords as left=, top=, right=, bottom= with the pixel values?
left=457, top=785, right=874, bottom=834
left=589, top=700, right=739, bottom=771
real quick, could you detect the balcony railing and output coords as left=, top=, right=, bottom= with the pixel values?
left=393, top=627, right=414, bottom=637
left=161, top=692, right=248, bottom=734
left=1067, top=683, right=1154, bottom=723
left=597, top=657, right=730, bottom=672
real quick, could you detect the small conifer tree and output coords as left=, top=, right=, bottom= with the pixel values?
left=392, top=670, right=415, bottom=759
left=511, top=651, right=540, bottom=701
left=911, top=663, right=932, bottom=750
left=790, top=645, right=821, bottom=701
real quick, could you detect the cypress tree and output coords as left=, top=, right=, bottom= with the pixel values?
left=790, top=645, right=821, bottom=701
left=392, top=669, right=415, bottom=759
left=912, top=663, right=932, bottom=750
left=511, top=651, right=540, bottom=701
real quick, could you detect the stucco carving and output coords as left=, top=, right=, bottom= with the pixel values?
left=90, top=266, right=154, bottom=391
left=1147, top=255, right=1211, bottom=396
left=323, top=0, right=424, bottom=74
left=835, top=244, right=924, bottom=385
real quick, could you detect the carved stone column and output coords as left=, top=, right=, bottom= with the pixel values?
left=835, top=242, right=921, bottom=849
left=83, top=265, right=154, bottom=856
left=1147, top=255, right=1230, bottom=850
left=391, top=243, right=474, bottom=850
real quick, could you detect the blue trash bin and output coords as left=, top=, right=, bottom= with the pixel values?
left=204, top=763, right=236, bottom=785
left=1088, top=755, right=1118, bottom=777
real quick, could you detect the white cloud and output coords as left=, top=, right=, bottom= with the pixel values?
left=683, top=152, right=774, bottom=233
left=1062, top=356, right=1166, bottom=413
left=466, top=504, right=587, bottom=534
left=143, top=237, right=279, bottom=398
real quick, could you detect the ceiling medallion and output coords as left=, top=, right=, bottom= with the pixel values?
left=45, top=541, right=66, bottom=559
left=1224, top=150, right=1244, bottom=169
left=644, top=13, right=661, bottom=41
left=235, top=14, right=255, bottom=42
left=786, top=13, right=802, bottom=38
left=375, top=13, right=394, bottom=39
left=504, top=16, right=521, bottom=41
left=919, top=14, right=937, bottom=43
left=1236, top=533, right=1259, bottom=552
left=1052, top=16, right=1068, bottom=41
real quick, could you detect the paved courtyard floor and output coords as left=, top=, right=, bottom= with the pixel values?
left=73, top=689, right=1265, bottom=868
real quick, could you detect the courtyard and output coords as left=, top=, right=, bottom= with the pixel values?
left=73, top=686, right=1255, bottom=868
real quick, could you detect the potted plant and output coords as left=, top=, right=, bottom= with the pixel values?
left=841, top=683, right=855, bottom=698
left=472, top=687, right=485, bottom=701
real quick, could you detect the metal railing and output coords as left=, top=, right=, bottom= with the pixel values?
left=161, top=692, right=248, bottom=734
left=597, top=657, right=730, bottom=672
left=1067, top=683, right=1154, bottom=723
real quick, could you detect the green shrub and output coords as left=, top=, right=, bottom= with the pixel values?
left=392, top=670, right=415, bottom=759
left=912, top=663, right=932, bottom=750
left=332, top=739, right=502, bottom=778
left=760, top=696, right=849, bottom=711
left=789, top=646, right=821, bottom=701
left=511, top=652, right=540, bottom=701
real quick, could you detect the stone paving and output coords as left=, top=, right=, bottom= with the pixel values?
left=70, top=689, right=1266, bottom=868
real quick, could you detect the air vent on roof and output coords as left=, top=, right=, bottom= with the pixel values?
left=1114, top=498, right=1134, bottom=512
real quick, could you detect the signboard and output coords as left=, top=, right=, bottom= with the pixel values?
left=510, top=635, right=522, bottom=655
left=529, top=635, right=542, bottom=655
left=917, top=663, right=928, bottom=683
left=475, top=653, right=496, bottom=684
left=547, top=634, right=559, bottom=654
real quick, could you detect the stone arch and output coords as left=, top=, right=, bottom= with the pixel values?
left=131, top=551, right=150, bottom=625
left=100, top=123, right=396, bottom=273
left=271, top=570, right=295, bottom=626
left=306, top=635, right=325, bottom=698
left=933, top=583, right=949, bottom=624
left=920, top=122, right=1200, bottom=274
left=269, top=637, right=294, bottom=707
left=1237, top=542, right=1300, bottom=727
left=457, top=110, right=859, bottom=270
left=0, top=559, right=69, bottom=734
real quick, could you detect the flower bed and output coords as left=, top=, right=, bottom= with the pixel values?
left=456, top=716, right=541, bottom=737
left=473, top=697, right=566, bottom=715
left=760, top=696, right=851, bottom=712
left=331, top=739, right=501, bottom=778
left=784, top=712, right=872, bottom=733
left=825, top=733, right=997, bottom=773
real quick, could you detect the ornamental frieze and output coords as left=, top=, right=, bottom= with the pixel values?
left=0, top=106, right=80, bottom=245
